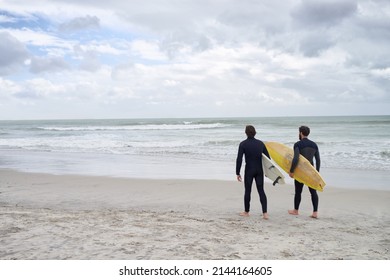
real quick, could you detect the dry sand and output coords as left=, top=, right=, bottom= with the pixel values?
left=0, top=169, right=389, bottom=260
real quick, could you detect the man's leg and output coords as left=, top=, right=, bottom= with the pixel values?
left=242, top=173, right=254, bottom=214
left=288, top=180, right=304, bottom=215
left=308, top=187, right=319, bottom=218
left=255, top=174, right=268, bottom=219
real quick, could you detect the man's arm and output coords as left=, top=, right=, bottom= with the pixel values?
left=315, top=150, right=321, bottom=172
left=289, top=146, right=300, bottom=177
left=263, top=144, right=271, bottom=159
left=236, top=144, right=244, bottom=176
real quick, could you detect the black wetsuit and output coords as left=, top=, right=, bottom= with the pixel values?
left=236, top=137, right=270, bottom=213
left=290, top=138, right=321, bottom=212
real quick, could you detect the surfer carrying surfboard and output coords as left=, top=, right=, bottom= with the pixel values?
left=288, top=126, right=321, bottom=219
left=236, top=125, right=271, bottom=220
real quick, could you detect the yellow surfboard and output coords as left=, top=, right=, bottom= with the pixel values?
left=265, top=142, right=326, bottom=192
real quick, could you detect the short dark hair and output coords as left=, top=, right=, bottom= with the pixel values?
left=299, top=126, right=310, bottom=136
left=245, top=125, right=256, bottom=137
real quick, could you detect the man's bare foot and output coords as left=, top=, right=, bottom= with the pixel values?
left=263, top=213, right=269, bottom=220
left=239, top=212, right=249, bottom=217
left=310, top=212, right=318, bottom=219
left=288, top=209, right=299, bottom=215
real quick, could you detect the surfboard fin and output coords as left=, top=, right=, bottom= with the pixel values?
left=273, top=176, right=282, bottom=186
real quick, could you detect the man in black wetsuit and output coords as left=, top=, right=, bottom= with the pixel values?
left=236, top=125, right=271, bottom=220
left=288, top=126, right=321, bottom=219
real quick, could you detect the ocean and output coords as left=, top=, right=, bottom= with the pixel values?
left=0, top=115, right=389, bottom=190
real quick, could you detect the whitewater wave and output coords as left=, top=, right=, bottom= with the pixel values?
left=37, top=123, right=230, bottom=131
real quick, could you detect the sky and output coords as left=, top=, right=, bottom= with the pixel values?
left=0, top=0, right=389, bottom=120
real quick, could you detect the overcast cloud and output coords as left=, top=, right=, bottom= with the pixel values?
left=0, top=0, right=389, bottom=119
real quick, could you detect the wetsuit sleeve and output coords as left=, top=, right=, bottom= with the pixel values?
left=290, top=146, right=300, bottom=173
left=236, top=143, right=244, bottom=175
left=263, top=145, right=271, bottom=159
left=314, top=149, right=321, bottom=172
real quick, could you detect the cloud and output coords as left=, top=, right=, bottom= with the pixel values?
left=0, top=13, right=17, bottom=24
left=0, top=32, right=30, bottom=75
left=73, top=44, right=101, bottom=72
left=291, top=0, right=358, bottom=27
left=58, top=15, right=100, bottom=33
left=29, top=56, right=70, bottom=73
left=0, top=77, right=22, bottom=99
left=0, top=0, right=389, bottom=119
left=371, top=68, right=390, bottom=80
left=14, top=78, right=65, bottom=99
left=131, top=40, right=168, bottom=61
left=298, top=33, right=335, bottom=57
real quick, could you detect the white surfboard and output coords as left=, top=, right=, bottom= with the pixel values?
left=262, top=154, right=285, bottom=185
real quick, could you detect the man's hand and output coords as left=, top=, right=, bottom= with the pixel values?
left=289, top=172, right=294, bottom=178
left=237, top=175, right=242, bottom=182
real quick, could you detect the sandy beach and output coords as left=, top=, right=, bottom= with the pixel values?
left=0, top=168, right=389, bottom=260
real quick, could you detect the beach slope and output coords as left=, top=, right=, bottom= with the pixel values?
left=0, top=169, right=389, bottom=260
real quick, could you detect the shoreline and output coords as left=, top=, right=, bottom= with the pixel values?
left=1, top=168, right=389, bottom=260
left=1, top=149, right=390, bottom=191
